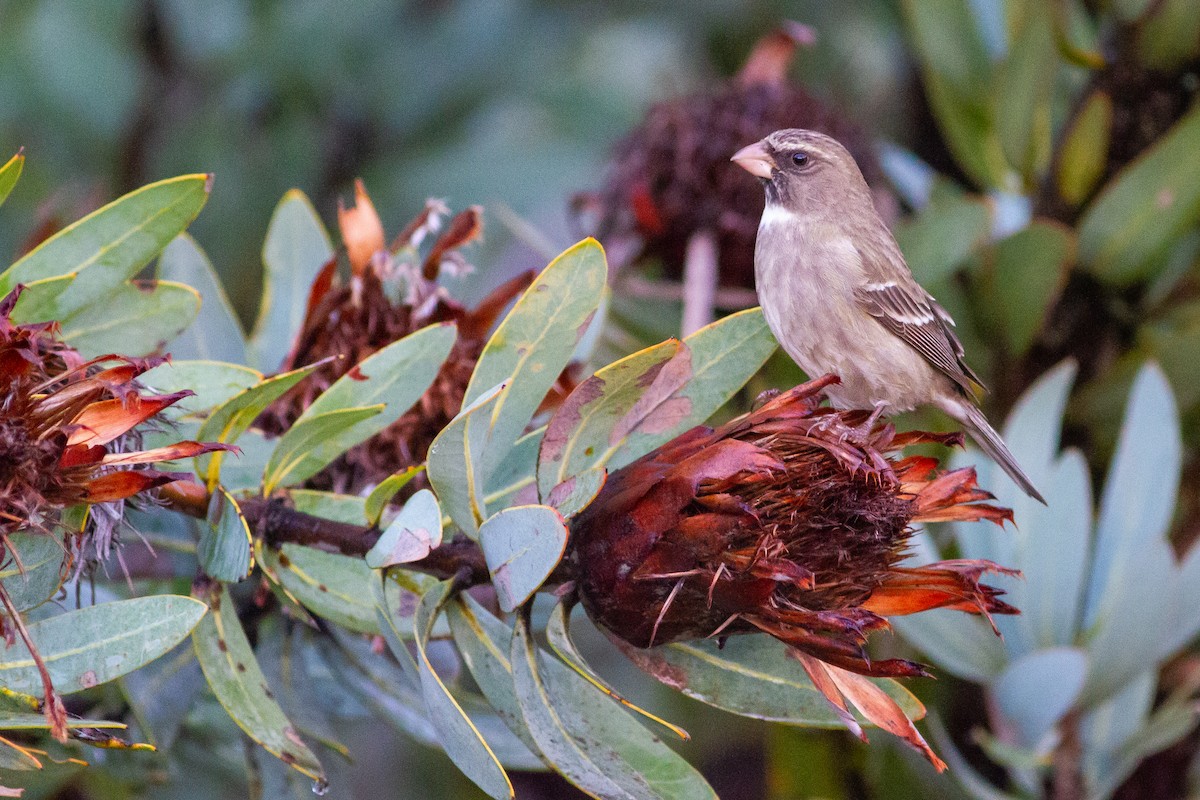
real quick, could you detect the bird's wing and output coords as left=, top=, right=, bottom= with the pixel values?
left=853, top=264, right=985, bottom=394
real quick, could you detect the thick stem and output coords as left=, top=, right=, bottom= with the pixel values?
left=1052, top=710, right=1085, bottom=800
left=159, top=481, right=492, bottom=585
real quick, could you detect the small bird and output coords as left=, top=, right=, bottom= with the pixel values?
left=732, top=128, right=1045, bottom=503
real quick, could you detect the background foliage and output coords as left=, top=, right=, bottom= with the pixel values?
left=3, top=0, right=1200, bottom=799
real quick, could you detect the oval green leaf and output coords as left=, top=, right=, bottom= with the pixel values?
left=157, top=233, right=247, bottom=364
left=479, top=505, right=568, bottom=613
left=60, top=280, right=201, bottom=359
left=367, top=489, right=443, bottom=568
left=141, top=360, right=263, bottom=418
left=199, top=487, right=253, bottom=583
left=247, top=190, right=334, bottom=372
left=262, top=404, right=384, bottom=493
left=0, top=174, right=212, bottom=313
left=0, top=595, right=207, bottom=695
left=191, top=584, right=324, bottom=782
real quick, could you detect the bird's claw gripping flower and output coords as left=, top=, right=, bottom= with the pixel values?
left=571, top=374, right=1017, bottom=770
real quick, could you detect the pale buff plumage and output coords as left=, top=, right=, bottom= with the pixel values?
left=733, top=129, right=1044, bottom=503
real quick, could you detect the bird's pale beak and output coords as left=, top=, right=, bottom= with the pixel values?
left=731, top=141, right=776, bottom=179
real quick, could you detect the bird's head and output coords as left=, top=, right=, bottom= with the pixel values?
left=731, top=128, right=873, bottom=212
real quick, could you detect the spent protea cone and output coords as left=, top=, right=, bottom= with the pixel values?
left=581, top=22, right=885, bottom=289
left=571, top=374, right=1017, bottom=769
left=258, top=181, right=577, bottom=494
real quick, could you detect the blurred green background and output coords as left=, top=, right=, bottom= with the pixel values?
left=0, top=0, right=908, bottom=312
left=5, top=0, right=1200, bottom=798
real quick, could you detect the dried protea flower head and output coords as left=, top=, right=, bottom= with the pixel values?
left=258, top=181, right=541, bottom=494
left=581, top=22, right=886, bottom=289
left=572, top=374, right=1017, bottom=768
left=0, top=286, right=231, bottom=563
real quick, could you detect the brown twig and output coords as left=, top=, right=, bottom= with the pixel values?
left=0, top=583, right=67, bottom=741
left=158, top=481, right=491, bottom=586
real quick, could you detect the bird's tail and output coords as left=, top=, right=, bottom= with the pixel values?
left=956, top=403, right=1046, bottom=505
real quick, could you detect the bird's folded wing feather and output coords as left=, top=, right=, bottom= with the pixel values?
left=854, top=275, right=985, bottom=394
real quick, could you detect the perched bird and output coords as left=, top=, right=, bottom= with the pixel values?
left=732, top=128, right=1044, bottom=503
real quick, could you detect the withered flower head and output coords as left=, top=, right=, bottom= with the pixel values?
left=258, top=182, right=560, bottom=494
left=582, top=22, right=886, bottom=289
left=0, top=286, right=231, bottom=554
left=572, top=374, right=1016, bottom=769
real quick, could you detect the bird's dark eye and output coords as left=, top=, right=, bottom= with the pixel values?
left=791, top=152, right=810, bottom=167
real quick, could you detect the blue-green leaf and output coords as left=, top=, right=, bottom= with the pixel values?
left=198, top=488, right=253, bottom=583
left=0, top=530, right=66, bottom=612
left=479, top=505, right=568, bottom=613
left=0, top=174, right=212, bottom=313
left=988, top=648, right=1088, bottom=750
left=510, top=612, right=715, bottom=799
left=247, top=190, right=334, bottom=372
left=260, top=544, right=379, bottom=635
left=262, top=405, right=384, bottom=493
left=364, top=466, right=424, bottom=527
left=367, top=489, right=443, bottom=568
left=412, top=580, right=514, bottom=799
left=464, top=239, right=607, bottom=483
left=427, top=382, right=505, bottom=537
left=141, top=360, right=263, bottom=418
left=0, top=151, right=24, bottom=209
left=281, top=322, right=457, bottom=488
left=0, top=596, right=206, bottom=695
left=192, top=584, right=324, bottom=782
left=157, top=233, right=247, bottom=364
left=60, top=280, right=201, bottom=359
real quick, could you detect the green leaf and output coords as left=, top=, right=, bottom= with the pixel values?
left=198, top=487, right=253, bottom=583
left=979, top=221, right=1074, bottom=356
left=1137, top=0, right=1200, bottom=71
left=281, top=322, right=457, bottom=489
left=0, top=174, right=212, bottom=314
left=1078, top=102, right=1200, bottom=284
left=157, top=234, right=247, bottom=364
left=511, top=612, right=715, bottom=800
left=611, top=307, right=777, bottom=468
left=141, top=360, right=263, bottom=418
left=0, top=596, right=206, bottom=695
left=196, top=361, right=322, bottom=485
left=1056, top=91, right=1113, bottom=206
left=367, top=489, right=443, bottom=568
left=616, top=634, right=923, bottom=728
left=0, top=151, right=24, bottom=209
left=479, top=505, right=568, bottom=613
left=463, top=238, right=607, bottom=482
left=364, top=465, right=424, bottom=527
left=59, top=280, right=201, bottom=359
left=247, top=190, right=334, bottom=372
left=427, top=382, right=505, bottom=537
left=895, top=193, right=992, bottom=285
left=900, top=0, right=1008, bottom=187
left=7, top=275, right=75, bottom=325
left=988, top=648, right=1087, bottom=751
left=1084, top=363, right=1181, bottom=628
left=290, top=490, right=368, bottom=525
left=0, top=530, right=65, bottom=612
left=260, top=544, right=379, bottom=635
left=412, top=580, right=514, bottom=799
left=993, top=1, right=1054, bottom=181
left=0, top=713, right=125, bottom=731
left=486, top=427, right=543, bottom=515
left=120, top=640, right=205, bottom=751
left=545, top=601, right=687, bottom=740
left=446, top=595, right=547, bottom=760
left=262, top=404, right=384, bottom=493
left=543, top=466, right=605, bottom=519
left=538, top=340, right=680, bottom=497
left=192, top=584, right=324, bottom=782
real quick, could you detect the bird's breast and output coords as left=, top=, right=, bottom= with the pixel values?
left=753, top=209, right=938, bottom=412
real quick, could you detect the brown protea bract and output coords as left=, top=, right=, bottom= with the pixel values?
left=256, top=184, right=543, bottom=494
left=572, top=374, right=1016, bottom=769
left=583, top=22, right=884, bottom=289
left=0, top=285, right=234, bottom=542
